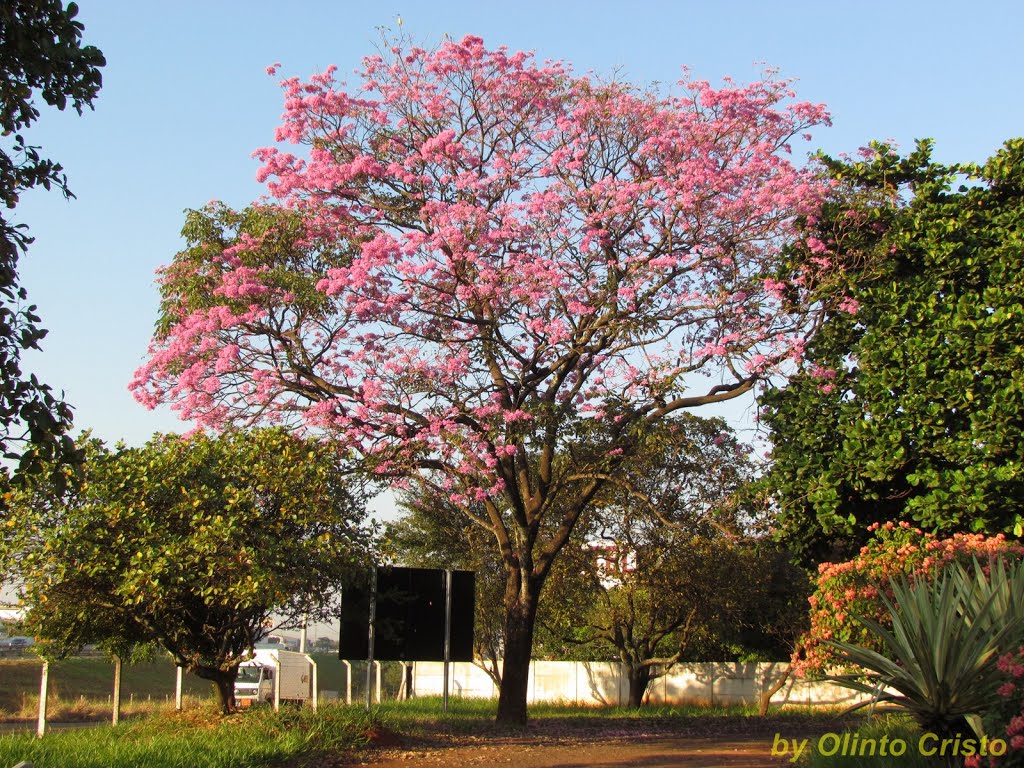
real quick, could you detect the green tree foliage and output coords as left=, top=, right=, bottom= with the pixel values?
left=388, top=414, right=811, bottom=707
left=762, top=139, right=1024, bottom=564
left=0, top=1, right=104, bottom=487
left=540, top=415, right=809, bottom=707
left=385, top=494, right=507, bottom=685
left=3, top=429, right=372, bottom=712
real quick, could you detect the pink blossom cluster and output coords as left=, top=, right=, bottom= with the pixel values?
left=996, top=650, right=1024, bottom=754
left=132, top=36, right=837, bottom=508
left=965, top=647, right=1024, bottom=766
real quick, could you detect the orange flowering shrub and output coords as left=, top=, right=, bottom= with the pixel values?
left=795, top=521, right=1024, bottom=676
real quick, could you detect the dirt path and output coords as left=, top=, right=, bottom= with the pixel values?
left=340, top=717, right=840, bottom=768
left=362, top=735, right=791, bottom=767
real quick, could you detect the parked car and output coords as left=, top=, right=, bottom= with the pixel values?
left=0, top=636, right=34, bottom=648
left=0, top=636, right=35, bottom=655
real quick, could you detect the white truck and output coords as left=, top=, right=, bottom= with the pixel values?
left=234, top=648, right=318, bottom=709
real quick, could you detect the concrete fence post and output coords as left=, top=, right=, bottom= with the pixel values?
left=112, top=655, right=122, bottom=726
left=175, top=665, right=183, bottom=711
left=341, top=659, right=351, bottom=705
left=311, top=660, right=318, bottom=711
left=374, top=660, right=382, bottom=703
left=36, top=661, right=49, bottom=739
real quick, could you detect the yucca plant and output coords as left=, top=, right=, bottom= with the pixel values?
left=960, top=555, right=1024, bottom=633
left=825, top=558, right=1024, bottom=765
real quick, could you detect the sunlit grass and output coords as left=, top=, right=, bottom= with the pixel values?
left=370, top=694, right=849, bottom=737
left=0, top=693, right=853, bottom=768
left=797, top=715, right=943, bottom=768
left=0, top=704, right=377, bottom=768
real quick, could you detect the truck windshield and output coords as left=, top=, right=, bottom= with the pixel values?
left=236, top=667, right=262, bottom=684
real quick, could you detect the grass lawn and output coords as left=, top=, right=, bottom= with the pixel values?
left=0, top=696, right=853, bottom=768
left=0, top=654, right=410, bottom=722
left=0, top=705, right=376, bottom=768
left=0, top=656, right=210, bottom=715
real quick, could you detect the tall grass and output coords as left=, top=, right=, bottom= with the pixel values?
left=797, top=715, right=938, bottom=768
left=6, top=693, right=211, bottom=723
left=0, top=704, right=377, bottom=768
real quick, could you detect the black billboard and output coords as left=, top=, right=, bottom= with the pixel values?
left=339, top=566, right=475, bottom=662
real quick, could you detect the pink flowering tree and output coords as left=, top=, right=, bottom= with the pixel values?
left=132, top=36, right=835, bottom=724
left=797, top=522, right=1024, bottom=677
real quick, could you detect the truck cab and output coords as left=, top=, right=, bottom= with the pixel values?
left=234, top=663, right=274, bottom=704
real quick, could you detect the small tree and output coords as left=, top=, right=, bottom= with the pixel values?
left=132, top=36, right=836, bottom=723
left=5, top=429, right=372, bottom=713
left=546, top=519, right=809, bottom=707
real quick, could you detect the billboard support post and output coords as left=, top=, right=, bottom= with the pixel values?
left=443, top=568, right=452, bottom=714
left=365, top=567, right=377, bottom=711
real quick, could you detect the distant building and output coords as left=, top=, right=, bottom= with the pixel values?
left=0, top=636, right=34, bottom=650
left=590, top=543, right=637, bottom=588
left=255, top=633, right=299, bottom=652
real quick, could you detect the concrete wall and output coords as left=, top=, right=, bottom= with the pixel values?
left=411, top=660, right=877, bottom=708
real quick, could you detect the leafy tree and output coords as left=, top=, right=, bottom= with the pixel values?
left=0, top=1, right=104, bottom=488
left=761, top=139, right=1024, bottom=565
left=538, top=416, right=809, bottom=707
left=131, top=37, right=836, bottom=723
left=385, top=494, right=507, bottom=685
left=4, top=429, right=372, bottom=713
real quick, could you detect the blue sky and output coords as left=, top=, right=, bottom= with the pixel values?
left=14, top=0, right=1024, bottom=449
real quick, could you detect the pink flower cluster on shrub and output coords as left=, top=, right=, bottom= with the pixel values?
left=967, top=647, right=1024, bottom=767
left=795, top=521, right=1024, bottom=676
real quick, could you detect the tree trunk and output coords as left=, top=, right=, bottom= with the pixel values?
left=209, top=673, right=237, bottom=715
left=758, top=664, right=791, bottom=716
left=495, top=582, right=540, bottom=726
left=626, top=664, right=652, bottom=709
